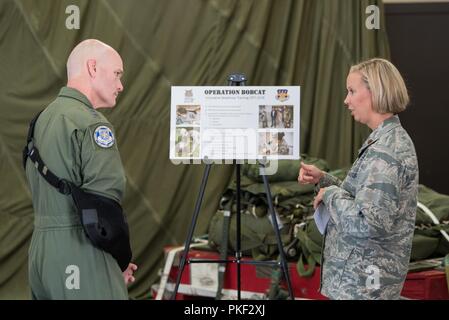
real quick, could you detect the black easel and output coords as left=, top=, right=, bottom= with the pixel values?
left=171, top=74, right=294, bottom=300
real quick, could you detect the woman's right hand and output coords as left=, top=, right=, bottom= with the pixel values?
left=298, top=162, right=324, bottom=184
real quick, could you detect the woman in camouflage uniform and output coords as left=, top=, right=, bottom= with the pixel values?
left=298, top=58, right=418, bottom=299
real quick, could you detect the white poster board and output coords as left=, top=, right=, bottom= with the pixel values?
left=170, top=86, right=300, bottom=161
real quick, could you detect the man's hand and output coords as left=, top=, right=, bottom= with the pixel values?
left=298, top=162, right=324, bottom=185
left=123, top=263, right=138, bottom=285
left=313, top=188, right=326, bottom=209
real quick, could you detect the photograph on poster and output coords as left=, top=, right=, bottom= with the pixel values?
left=176, top=105, right=201, bottom=126
left=259, top=105, right=293, bottom=129
left=258, top=131, right=293, bottom=156
left=175, top=127, right=200, bottom=157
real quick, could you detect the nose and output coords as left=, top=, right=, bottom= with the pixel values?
left=344, top=94, right=350, bottom=107
left=118, top=80, right=124, bottom=93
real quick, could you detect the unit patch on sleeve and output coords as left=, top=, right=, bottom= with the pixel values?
left=93, top=125, right=115, bottom=148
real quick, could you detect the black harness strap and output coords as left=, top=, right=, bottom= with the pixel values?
left=23, top=111, right=42, bottom=170
left=23, top=111, right=72, bottom=195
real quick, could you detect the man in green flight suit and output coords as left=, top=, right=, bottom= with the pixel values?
left=25, top=39, right=137, bottom=299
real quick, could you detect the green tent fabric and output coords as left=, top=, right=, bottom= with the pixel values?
left=0, top=0, right=389, bottom=299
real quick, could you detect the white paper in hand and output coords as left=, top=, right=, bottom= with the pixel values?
left=314, top=204, right=330, bottom=235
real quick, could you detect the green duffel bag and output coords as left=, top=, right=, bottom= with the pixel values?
left=414, top=185, right=449, bottom=258
left=295, top=219, right=323, bottom=277
left=410, top=233, right=441, bottom=261
left=416, top=185, right=449, bottom=225
left=242, top=155, right=330, bottom=183
left=228, top=177, right=315, bottom=201
left=241, top=181, right=315, bottom=201
left=413, top=224, right=449, bottom=259
left=435, top=227, right=449, bottom=258
left=208, top=210, right=296, bottom=261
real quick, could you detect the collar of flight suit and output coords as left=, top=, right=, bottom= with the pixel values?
left=58, top=86, right=94, bottom=109
left=357, top=115, right=402, bottom=158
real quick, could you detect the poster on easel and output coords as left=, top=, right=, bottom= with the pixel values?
left=170, top=86, right=300, bottom=161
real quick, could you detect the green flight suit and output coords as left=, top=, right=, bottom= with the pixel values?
left=25, top=87, right=128, bottom=299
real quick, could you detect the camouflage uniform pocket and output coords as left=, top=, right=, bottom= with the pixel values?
left=322, top=246, right=356, bottom=290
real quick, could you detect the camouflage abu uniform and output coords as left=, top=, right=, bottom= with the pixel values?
left=318, top=115, right=418, bottom=299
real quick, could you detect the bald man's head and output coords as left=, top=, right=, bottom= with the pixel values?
left=67, top=39, right=111, bottom=79
left=66, top=39, right=124, bottom=108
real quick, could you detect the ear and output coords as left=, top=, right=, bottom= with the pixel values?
left=87, top=59, right=97, bottom=78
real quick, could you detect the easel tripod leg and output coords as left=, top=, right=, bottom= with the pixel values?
left=236, top=163, right=242, bottom=300
left=261, top=170, right=295, bottom=300
left=171, top=164, right=212, bottom=300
